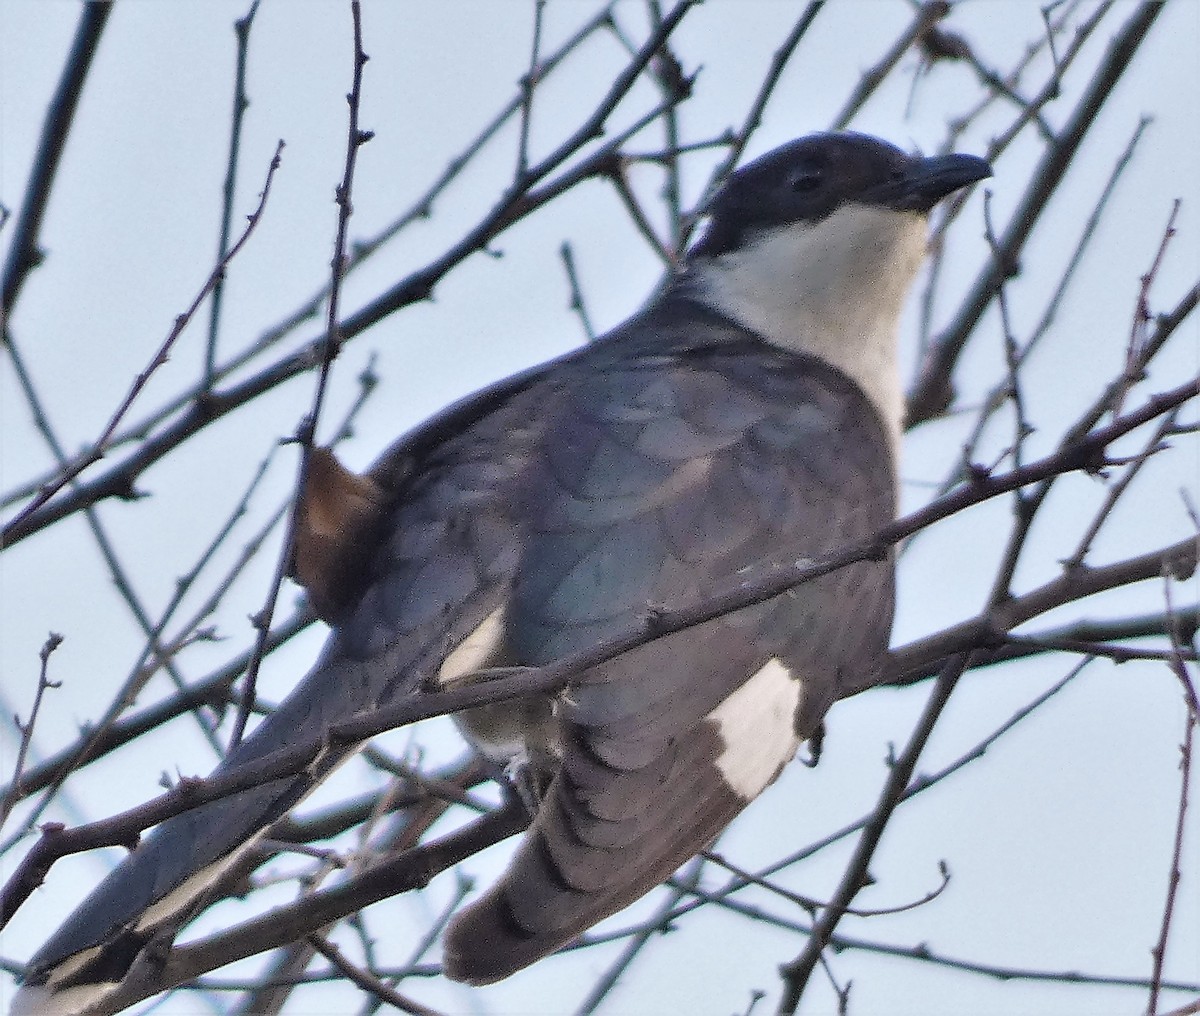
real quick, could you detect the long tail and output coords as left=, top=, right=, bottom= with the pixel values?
left=14, top=633, right=414, bottom=1016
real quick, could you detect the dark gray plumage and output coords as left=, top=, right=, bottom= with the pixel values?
left=17, top=132, right=989, bottom=1009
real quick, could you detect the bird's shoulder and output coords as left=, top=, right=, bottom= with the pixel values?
left=334, top=299, right=893, bottom=675
left=372, top=294, right=891, bottom=491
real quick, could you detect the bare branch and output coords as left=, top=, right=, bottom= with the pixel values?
left=3, top=141, right=286, bottom=543
left=776, top=654, right=975, bottom=1013
left=228, top=2, right=370, bottom=749
left=4, top=374, right=1193, bottom=921
left=907, top=1, right=1165, bottom=426
left=307, top=936, right=445, bottom=1016
left=204, top=0, right=262, bottom=389
left=0, top=634, right=63, bottom=830
left=1147, top=580, right=1200, bottom=1015
left=0, top=3, right=112, bottom=316
left=83, top=801, right=530, bottom=1015
left=1, top=7, right=703, bottom=547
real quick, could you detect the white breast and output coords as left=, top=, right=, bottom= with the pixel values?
left=690, top=202, right=929, bottom=461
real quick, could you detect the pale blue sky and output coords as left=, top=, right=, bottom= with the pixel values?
left=2, top=4, right=1197, bottom=1014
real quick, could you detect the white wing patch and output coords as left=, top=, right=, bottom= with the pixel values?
left=437, top=605, right=506, bottom=686
left=706, top=658, right=803, bottom=800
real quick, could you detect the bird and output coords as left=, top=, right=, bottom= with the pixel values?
left=16, top=131, right=990, bottom=1010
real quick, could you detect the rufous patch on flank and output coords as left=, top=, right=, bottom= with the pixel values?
left=292, top=446, right=387, bottom=622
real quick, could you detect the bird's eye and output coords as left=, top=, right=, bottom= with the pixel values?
left=786, top=162, right=824, bottom=193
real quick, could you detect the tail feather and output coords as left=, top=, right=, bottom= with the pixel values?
left=17, top=631, right=424, bottom=1011
left=443, top=723, right=745, bottom=985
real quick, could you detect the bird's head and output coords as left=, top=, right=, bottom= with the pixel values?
left=692, top=132, right=992, bottom=261
left=684, top=132, right=991, bottom=449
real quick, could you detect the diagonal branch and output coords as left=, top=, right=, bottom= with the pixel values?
left=906, top=1, right=1165, bottom=426
left=0, top=2, right=112, bottom=317
left=3, top=374, right=1194, bottom=925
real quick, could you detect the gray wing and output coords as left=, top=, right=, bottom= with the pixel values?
left=23, top=315, right=893, bottom=1001
left=443, top=336, right=894, bottom=983
left=18, top=389, right=540, bottom=1005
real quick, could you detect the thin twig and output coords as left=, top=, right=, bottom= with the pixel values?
left=646, top=0, right=689, bottom=245
left=702, top=851, right=950, bottom=920
left=1114, top=199, right=1182, bottom=420
left=559, top=241, right=597, bottom=341
left=0, top=634, right=63, bottom=829
left=607, top=159, right=676, bottom=267
left=229, top=4, right=370, bottom=749
left=204, top=0, right=262, bottom=389
left=907, top=1, right=1164, bottom=426
left=686, top=2, right=823, bottom=236
left=574, top=858, right=704, bottom=1015
left=831, top=0, right=948, bottom=131
left=1065, top=407, right=1179, bottom=570
left=4, top=380, right=1195, bottom=919
left=308, top=936, right=446, bottom=1016
left=1147, top=578, right=1199, bottom=1015
left=776, top=655, right=974, bottom=1013
left=515, top=1, right=546, bottom=181
left=3, top=141, right=286, bottom=541
left=982, top=189, right=1034, bottom=473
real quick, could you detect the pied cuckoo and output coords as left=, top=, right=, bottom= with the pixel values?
left=16, top=132, right=990, bottom=1009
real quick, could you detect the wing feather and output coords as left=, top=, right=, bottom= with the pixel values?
left=24, top=304, right=894, bottom=1002
left=446, top=330, right=894, bottom=983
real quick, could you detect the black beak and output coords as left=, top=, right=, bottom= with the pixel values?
left=888, top=152, right=993, bottom=212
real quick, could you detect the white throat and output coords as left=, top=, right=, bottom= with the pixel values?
left=688, top=203, right=929, bottom=459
